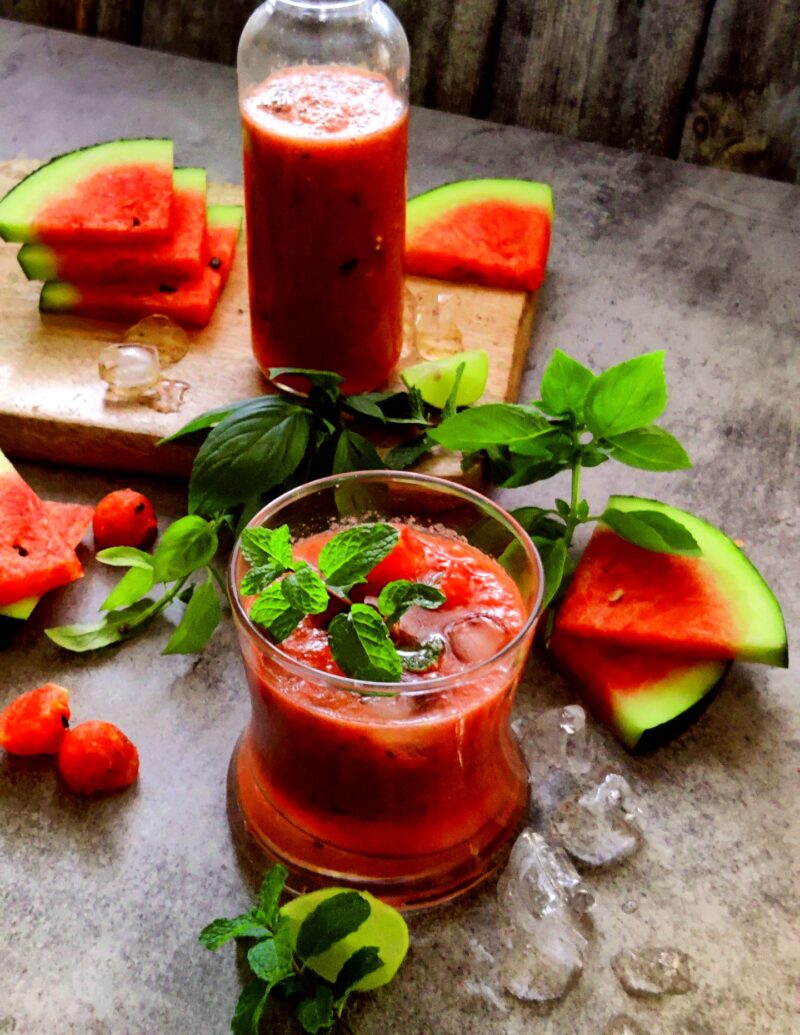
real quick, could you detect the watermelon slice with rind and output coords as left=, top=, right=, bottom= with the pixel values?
left=0, top=139, right=174, bottom=244
left=555, top=496, right=788, bottom=667
left=549, top=628, right=730, bottom=751
left=0, top=453, right=89, bottom=608
left=39, top=204, right=243, bottom=328
left=18, top=167, right=207, bottom=285
left=405, top=179, right=553, bottom=292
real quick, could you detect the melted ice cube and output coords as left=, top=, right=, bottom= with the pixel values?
left=604, top=1015, right=650, bottom=1035
left=416, top=291, right=463, bottom=359
left=99, top=344, right=161, bottom=399
left=611, top=947, right=692, bottom=997
left=551, top=773, right=643, bottom=867
left=123, top=314, right=190, bottom=365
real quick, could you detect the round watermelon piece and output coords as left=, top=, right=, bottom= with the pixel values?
left=0, top=139, right=174, bottom=244
left=555, top=496, right=788, bottom=667
left=39, top=204, right=243, bottom=328
left=405, top=179, right=553, bottom=292
left=17, top=167, right=207, bottom=285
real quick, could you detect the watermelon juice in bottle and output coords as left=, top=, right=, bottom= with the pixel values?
left=238, top=1, right=410, bottom=394
left=227, top=472, right=544, bottom=910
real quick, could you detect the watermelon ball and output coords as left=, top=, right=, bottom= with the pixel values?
left=0, top=683, right=71, bottom=756
left=57, top=720, right=139, bottom=796
left=93, top=489, right=158, bottom=550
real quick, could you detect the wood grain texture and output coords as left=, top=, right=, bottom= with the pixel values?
left=679, top=0, right=800, bottom=184
left=0, top=160, right=538, bottom=479
left=489, top=0, right=711, bottom=155
left=140, top=0, right=255, bottom=65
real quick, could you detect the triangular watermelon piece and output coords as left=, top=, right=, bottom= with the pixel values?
left=555, top=496, right=788, bottom=667
left=0, top=453, right=88, bottom=608
left=39, top=204, right=243, bottom=328
left=18, top=168, right=208, bottom=285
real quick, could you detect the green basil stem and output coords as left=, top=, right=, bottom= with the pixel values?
left=563, top=430, right=583, bottom=548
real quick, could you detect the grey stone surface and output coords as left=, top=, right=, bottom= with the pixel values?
left=0, top=19, right=799, bottom=1035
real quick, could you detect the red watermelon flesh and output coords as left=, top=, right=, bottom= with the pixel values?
left=39, top=204, right=243, bottom=328
left=0, top=459, right=87, bottom=607
left=18, top=168, right=208, bottom=285
left=405, top=180, right=553, bottom=292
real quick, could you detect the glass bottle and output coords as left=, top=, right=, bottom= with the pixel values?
left=238, top=0, right=410, bottom=393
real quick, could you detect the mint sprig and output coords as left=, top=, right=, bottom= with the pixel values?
left=200, top=864, right=403, bottom=1034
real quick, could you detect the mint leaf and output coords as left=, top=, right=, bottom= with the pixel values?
left=397, top=634, right=445, bottom=673
left=601, top=507, right=701, bottom=556
left=295, top=891, right=371, bottom=961
left=46, top=600, right=153, bottom=652
left=199, top=912, right=271, bottom=950
left=343, top=393, right=387, bottom=422
left=231, top=977, right=269, bottom=1035
left=430, top=403, right=548, bottom=453
left=257, top=864, right=288, bottom=927
left=584, top=351, right=667, bottom=438
left=328, top=605, right=403, bottom=682
left=334, top=946, right=383, bottom=1009
left=240, top=525, right=294, bottom=569
left=163, top=577, right=221, bottom=654
left=281, top=563, right=329, bottom=615
left=537, top=348, right=597, bottom=421
left=537, top=537, right=568, bottom=609
left=296, top=986, right=335, bottom=1033
left=605, top=425, right=692, bottom=471
left=250, top=583, right=305, bottom=642
left=333, top=429, right=386, bottom=473
left=247, top=920, right=295, bottom=985
left=100, top=565, right=154, bottom=611
left=377, top=580, right=446, bottom=627
left=96, top=546, right=154, bottom=569
left=152, top=516, right=218, bottom=583
left=319, top=523, right=399, bottom=595
left=241, top=563, right=285, bottom=596
left=383, top=434, right=432, bottom=470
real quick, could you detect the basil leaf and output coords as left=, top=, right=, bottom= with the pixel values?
left=319, top=523, right=399, bottom=595
left=45, top=600, right=153, bottom=652
left=537, top=537, right=568, bottom=609
left=96, top=546, right=154, bottom=570
left=328, top=605, right=403, bottom=682
left=383, top=434, right=432, bottom=471
left=429, top=403, right=548, bottom=453
left=537, top=348, right=597, bottom=421
left=269, top=367, right=344, bottom=390
left=250, top=583, right=305, bottom=642
left=199, top=911, right=271, bottom=950
left=333, top=429, right=386, bottom=474
left=152, top=516, right=218, bottom=583
left=343, top=394, right=387, bottom=422
left=334, top=946, right=383, bottom=1007
left=601, top=507, right=701, bottom=556
left=295, top=986, right=335, bottom=1034
left=163, top=578, right=221, bottom=655
left=231, top=977, right=269, bottom=1035
left=584, top=351, right=667, bottom=438
left=441, top=361, right=466, bottom=420
left=397, top=634, right=445, bottom=673
left=378, top=580, right=446, bottom=627
left=511, top=506, right=566, bottom=541
left=281, top=563, right=329, bottom=615
left=158, top=397, right=264, bottom=444
left=508, top=428, right=570, bottom=459
left=188, top=403, right=312, bottom=514
left=240, top=525, right=293, bottom=570
left=257, top=864, right=288, bottom=928
left=605, top=425, right=692, bottom=472
left=100, top=565, right=154, bottom=611
left=295, top=891, right=371, bottom=960
left=247, top=920, right=295, bottom=986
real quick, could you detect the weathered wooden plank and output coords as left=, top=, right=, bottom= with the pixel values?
left=140, top=0, right=254, bottom=66
left=93, top=0, right=142, bottom=42
left=679, top=0, right=800, bottom=184
left=0, top=0, right=78, bottom=30
left=488, top=0, right=711, bottom=156
left=0, top=1, right=142, bottom=41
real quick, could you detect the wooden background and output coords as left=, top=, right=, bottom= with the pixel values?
left=1, top=0, right=798, bottom=184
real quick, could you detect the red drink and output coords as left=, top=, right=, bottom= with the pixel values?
left=228, top=473, right=543, bottom=910
left=241, top=66, right=408, bottom=393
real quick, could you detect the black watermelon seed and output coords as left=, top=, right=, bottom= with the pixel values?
left=209, top=256, right=222, bottom=270
left=339, top=257, right=359, bottom=275
left=159, top=284, right=178, bottom=294
left=13, top=544, right=28, bottom=557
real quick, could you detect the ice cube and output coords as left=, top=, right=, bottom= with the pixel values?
left=497, top=829, right=594, bottom=924
left=501, top=916, right=587, bottom=1001
left=446, top=613, right=508, bottom=664
left=551, top=773, right=643, bottom=867
left=604, top=1015, right=649, bottom=1035
left=611, top=948, right=692, bottom=997
left=462, top=978, right=509, bottom=1014
left=520, top=704, right=593, bottom=784
left=416, top=291, right=463, bottom=359
left=149, top=378, right=189, bottom=413
left=124, top=314, right=190, bottom=365
left=99, top=344, right=161, bottom=399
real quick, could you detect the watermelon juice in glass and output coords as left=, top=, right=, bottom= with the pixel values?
left=227, top=472, right=544, bottom=910
left=237, top=1, right=410, bottom=393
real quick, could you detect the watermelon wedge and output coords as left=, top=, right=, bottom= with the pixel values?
left=405, top=179, right=553, bottom=292
left=39, top=204, right=243, bottom=328
left=555, top=496, right=788, bottom=667
left=0, top=452, right=89, bottom=608
left=18, top=168, right=208, bottom=285
left=0, top=139, right=174, bottom=244
left=549, top=628, right=730, bottom=751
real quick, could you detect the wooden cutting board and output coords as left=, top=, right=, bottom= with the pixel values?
left=0, top=160, right=538, bottom=478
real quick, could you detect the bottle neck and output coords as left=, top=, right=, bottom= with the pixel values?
left=276, top=0, right=372, bottom=11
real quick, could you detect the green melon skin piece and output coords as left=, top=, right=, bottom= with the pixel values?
left=556, top=495, right=788, bottom=667
left=0, top=138, right=173, bottom=243
left=280, top=888, right=409, bottom=992
left=406, top=179, right=554, bottom=233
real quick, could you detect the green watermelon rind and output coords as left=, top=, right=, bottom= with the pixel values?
left=0, top=139, right=174, bottom=243
left=207, top=204, right=244, bottom=230
left=606, top=495, right=788, bottom=667
left=17, top=166, right=208, bottom=283
left=406, top=179, right=554, bottom=235
left=0, top=596, right=39, bottom=621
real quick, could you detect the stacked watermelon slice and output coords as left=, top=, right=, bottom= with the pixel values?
left=549, top=496, right=788, bottom=751
left=0, top=139, right=242, bottom=328
left=0, top=450, right=93, bottom=626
